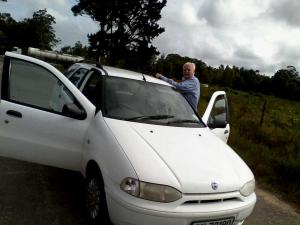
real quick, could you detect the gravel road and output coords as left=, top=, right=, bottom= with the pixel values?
left=0, top=156, right=299, bottom=225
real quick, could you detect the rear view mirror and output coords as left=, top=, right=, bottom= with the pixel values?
left=62, top=103, right=87, bottom=120
left=206, top=97, right=228, bottom=129
left=202, top=91, right=230, bottom=143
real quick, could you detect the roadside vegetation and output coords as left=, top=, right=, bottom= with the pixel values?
left=199, top=85, right=300, bottom=210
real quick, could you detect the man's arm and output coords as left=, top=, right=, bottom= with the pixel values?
left=157, top=74, right=197, bottom=93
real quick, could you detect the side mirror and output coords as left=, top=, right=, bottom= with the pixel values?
left=62, top=103, right=87, bottom=120
left=208, top=118, right=227, bottom=129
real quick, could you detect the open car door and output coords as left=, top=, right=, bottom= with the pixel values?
left=202, top=91, right=230, bottom=143
left=0, top=52, right=95, bottom=171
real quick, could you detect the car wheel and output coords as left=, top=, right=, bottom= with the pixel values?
left=85, top=170, right=110, bottom=225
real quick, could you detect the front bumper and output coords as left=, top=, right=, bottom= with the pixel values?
left=106, top=187, right=256, bottom=225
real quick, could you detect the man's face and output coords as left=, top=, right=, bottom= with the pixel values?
left=183, top=64, right=195, bottom=79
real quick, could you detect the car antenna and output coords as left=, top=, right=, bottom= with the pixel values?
left=96, top=56, right=108, bottom=76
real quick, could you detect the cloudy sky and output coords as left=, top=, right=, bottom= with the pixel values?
left=1, top=0, right=300, bottom=76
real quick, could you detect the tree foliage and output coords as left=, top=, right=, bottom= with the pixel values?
left=23, top=9, right=60, bottom=50
left=72, top=0, right=166, bottom=71
left=0, top=13, right=17, bottom=53
left=0, top=9, right=59, bottom=53
left=272, top=66, right=300, bottom=99
left=60, top=41, right=88, bottom=57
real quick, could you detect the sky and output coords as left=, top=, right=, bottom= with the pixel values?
left=1, top=0, right=300, bottom=76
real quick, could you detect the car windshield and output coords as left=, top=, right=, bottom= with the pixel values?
left=103, top=77, right=205, bottom=127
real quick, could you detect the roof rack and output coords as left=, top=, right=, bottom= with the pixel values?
left=78, top=57, right=108, bottom=76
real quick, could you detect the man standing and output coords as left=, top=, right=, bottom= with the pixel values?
left=156, top=62, right=200, bottom=111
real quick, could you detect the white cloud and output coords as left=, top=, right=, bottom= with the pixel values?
left=267, top=0, right=300, bottom=26
left=2, top=0, right=300, bottom=75
left=154, top=0, right=300, bottom=75
left=47, top=8, right=69, bottom=22
left=180, top=3, right=201, bottom=26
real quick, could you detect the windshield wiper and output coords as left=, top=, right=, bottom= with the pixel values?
left=126, top=115, right=174, bottom=121
left=167, top=119, right=200, bottom=125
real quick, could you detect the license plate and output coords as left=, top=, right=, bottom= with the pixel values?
left=192, top=217, right=235, bottom=225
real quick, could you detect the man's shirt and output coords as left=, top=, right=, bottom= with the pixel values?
left=161, top=75, right=200, bottom=110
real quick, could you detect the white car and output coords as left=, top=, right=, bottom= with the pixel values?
left=0, top=52, right=256, bottom=225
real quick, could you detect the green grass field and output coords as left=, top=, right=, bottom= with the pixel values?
left=199, top=85, right=300, bottom=209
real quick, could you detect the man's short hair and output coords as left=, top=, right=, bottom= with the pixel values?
left=183, top=62, right=196, bottom=70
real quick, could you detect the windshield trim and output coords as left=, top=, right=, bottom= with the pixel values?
left=103, top=115, right=205, bottom=127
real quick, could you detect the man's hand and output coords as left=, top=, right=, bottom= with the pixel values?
left=155, top=73, right=163, bottom=79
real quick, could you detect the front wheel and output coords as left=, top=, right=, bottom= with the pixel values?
left=85, top=170, right=110, bottom=224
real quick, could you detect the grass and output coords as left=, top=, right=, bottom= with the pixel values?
left=198, top=85, right=300, bottom=210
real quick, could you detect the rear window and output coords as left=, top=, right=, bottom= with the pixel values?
left=69, top=68, right=88, bottom=87
left=64, top=64, right=80, bottom=77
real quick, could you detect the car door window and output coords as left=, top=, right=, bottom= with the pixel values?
left=8, top=58, right=78, bottom=114
left=82, top=71, right=102, bottom=107
left=68, top=68, right=88, bottom=88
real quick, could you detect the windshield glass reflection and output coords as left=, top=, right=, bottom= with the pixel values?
left=103, top=77, right=204, bottom=127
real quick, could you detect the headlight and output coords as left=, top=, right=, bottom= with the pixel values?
left=120, top=177, right=182, bottom=203
left=240, top=179, right=255, bottom=197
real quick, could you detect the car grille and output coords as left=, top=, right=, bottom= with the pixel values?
left=182, top=197, right=240, bottom=205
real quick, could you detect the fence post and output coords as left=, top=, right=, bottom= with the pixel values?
left=260, top=100, right=267, bottom=127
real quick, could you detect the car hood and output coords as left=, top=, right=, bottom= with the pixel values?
left=104, top=118, right=254, bottom=194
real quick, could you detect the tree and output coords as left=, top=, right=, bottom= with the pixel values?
left=0, top=13, right=18, bottom=53
left=60, top=45, right=72, bottom=54
left=220, top=65, right=234, bottom=87
left=272, top=65, right=300, bottom=99
left=23, top=9, right=60, bottom=50
left=60, top=41, right=88, bottom=57
left=72, top=0, right=166, bottom=71
left=0, top=10, right=59, bottom=53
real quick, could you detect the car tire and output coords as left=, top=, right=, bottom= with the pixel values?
left=85, top=169, right=111, bottom=225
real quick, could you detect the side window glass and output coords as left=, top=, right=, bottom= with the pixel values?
left=208, top=95, right=228, bottom=127
left=64, top=64, right=80, bottom=77
left=9, top=58, right=78, bottom=114
left=82, top=71, right=102, bottom=106
left=69, top=68, right=88, bottom=87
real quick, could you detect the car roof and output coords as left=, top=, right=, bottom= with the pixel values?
left=73, top=63, right=172, bottom=87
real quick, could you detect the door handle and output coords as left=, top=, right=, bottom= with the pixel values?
left=6, top=110, right=22, bottom=118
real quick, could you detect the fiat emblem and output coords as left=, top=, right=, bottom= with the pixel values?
left=211, top=182, right=218, bottom=190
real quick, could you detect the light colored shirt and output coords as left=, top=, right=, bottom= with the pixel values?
left=161, top=75, right=200, bottom=110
